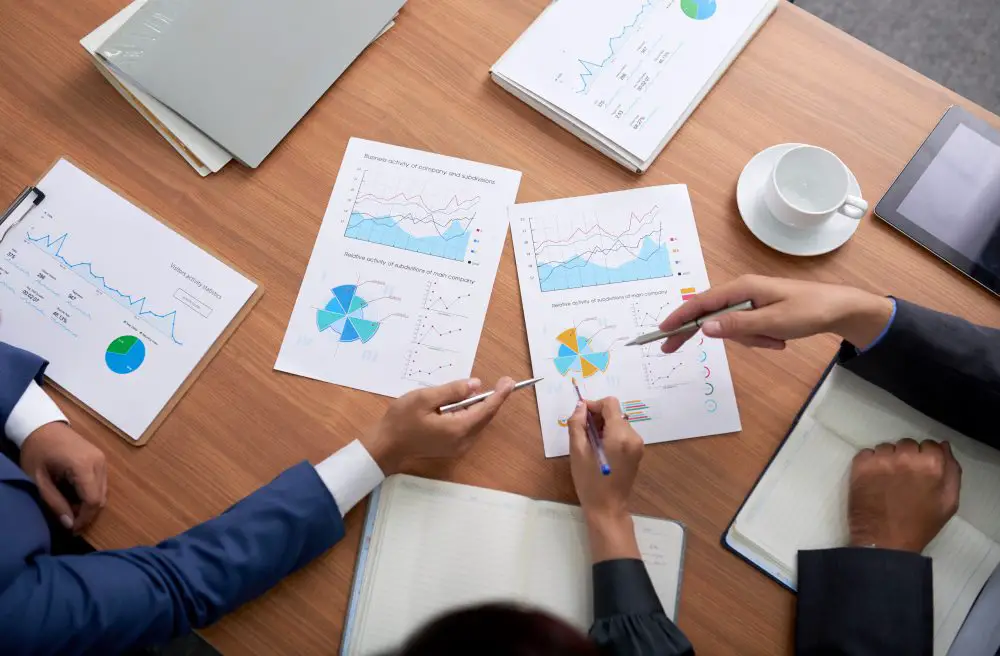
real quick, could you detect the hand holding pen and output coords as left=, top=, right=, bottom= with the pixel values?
left=567, top=396, right=646, bottom=546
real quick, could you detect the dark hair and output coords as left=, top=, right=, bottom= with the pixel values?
left=397, top=603, right=599, bottom=656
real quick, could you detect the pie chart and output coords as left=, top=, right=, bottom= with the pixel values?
left=316, top=284, right=381, bottom=344
left=105, top=335, right=145, bottom=375
left=681, top=0, right=716, bottom=20
left=553, top=328, right=611, bottom=378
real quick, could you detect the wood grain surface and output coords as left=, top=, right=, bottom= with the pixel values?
left=1, top=1, right=998, bottom=654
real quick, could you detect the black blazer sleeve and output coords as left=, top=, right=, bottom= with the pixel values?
left=796, top=548, right=933, bottom=656
left=838, top=298, right=1000, bottom=448
left=589, top=559, right=694, bottom=656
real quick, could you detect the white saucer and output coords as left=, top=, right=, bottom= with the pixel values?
left=736, top=143, right=864, bottom=257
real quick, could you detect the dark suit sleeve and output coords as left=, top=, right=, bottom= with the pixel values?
left=0, top=461, right=345, bottom=656
left=0, top=341, right=48, bottom=426
left=589, top=559, right=694, bottom=656
left=838, top=298, right=1000, bottom=448
left=796, top=548, right=933, bottom=655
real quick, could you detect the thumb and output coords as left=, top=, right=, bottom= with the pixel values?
left=567, top=401, right=590, bottom=457
left=35, top=471, right=75, bottom=530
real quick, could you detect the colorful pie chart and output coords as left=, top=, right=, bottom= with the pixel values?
left=553, top=328, right=611, bottom=378
left=316, top=284, right=381, bottom=344
left=105, top=335, right=145, bottom=375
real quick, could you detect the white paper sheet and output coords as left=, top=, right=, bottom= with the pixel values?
left=275, top=139, right=521, bottom=397
left=0, top=160, right=257, bottom=439
left=493, top=0, right=775, bottom=162
left=510, top=185, right=740, bottom=457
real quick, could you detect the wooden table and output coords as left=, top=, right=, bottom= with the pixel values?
left=2, top=1, right=999, bottom=653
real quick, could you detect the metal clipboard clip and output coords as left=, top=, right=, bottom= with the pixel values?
left=0, top=186, right=45, bottom=244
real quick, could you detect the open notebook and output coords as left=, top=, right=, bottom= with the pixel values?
left=341, top=475, right=686, bottom=655
left=490, top=0, right=778, bottom=173
left=725, top=363, right=1000, bottom=656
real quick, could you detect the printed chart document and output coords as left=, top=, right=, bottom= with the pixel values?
left=276, top=139, right=521, bottom=397
left=510, top=185, right=740, bottom=457
left=0, top=160, right=258, bottom=440
left=491, top=0, right=778, bottom=172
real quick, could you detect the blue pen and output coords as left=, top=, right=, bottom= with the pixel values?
left=571, top=378, right=611, bottom=476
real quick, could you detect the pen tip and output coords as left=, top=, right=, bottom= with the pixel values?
left=601, top=465, right=611, bottom=476
left=624, top=339, right=637, bottom=346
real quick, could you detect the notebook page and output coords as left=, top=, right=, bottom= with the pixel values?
left=349, top=476, right=533, bottom=655
left=524, top=502, right=686, bottom=626
left=522, top=502, right=592, bottom=628
left=732, top=417, right=853, bottom=569
left=812, top=368, right=1000, bottom=541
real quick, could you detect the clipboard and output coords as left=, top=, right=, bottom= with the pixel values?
left=0, top=157, right=263, bottom=446
left=720, top=354, right=841, bottom=592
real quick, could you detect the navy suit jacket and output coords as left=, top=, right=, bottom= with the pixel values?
left=0, top=342, right=346, bottom=655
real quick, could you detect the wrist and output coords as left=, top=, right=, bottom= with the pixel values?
left=585, top=510, right=640, bottom=562
left=831, top=292, right=894, bottom=349
left=359, top=429, right=405, bottom=477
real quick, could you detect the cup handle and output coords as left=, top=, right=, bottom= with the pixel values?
left=841, top=195, right=868, bottom=220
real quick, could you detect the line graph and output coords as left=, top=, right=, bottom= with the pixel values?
left=576, top=0, right=654, bottom=94
left=529, top=205, right=673, bottom=292
left=631, top=297, right=672, bottom=327
left=411, top=313, right=465, bottom=352
left=422, top=280, right=472, bottom=318
left=345, top=171, right=482, bottom=262
left=403, top=346, right=457, bottom=385
left=26, top=232, right=183, bottom=345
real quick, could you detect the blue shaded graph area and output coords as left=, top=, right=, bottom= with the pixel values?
left=26, top=232, right=183, bottom=345
left=316, top=284, right=380, bottom=344
left=576, top=0, right=654, bottom=93
left=539, top=236, right=671, bottom=292
left=346, top=213, right=472, bottom=261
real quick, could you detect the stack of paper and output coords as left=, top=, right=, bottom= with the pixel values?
left=80, top=0, right=402, bottom=175
left=491, top=0, right=779, bottom=173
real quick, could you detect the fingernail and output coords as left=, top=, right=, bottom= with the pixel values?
left=500, top=377, right=515, bottom=393
left=468, top=378, right=481, bottom=390
left=576, top=400, right=585, bottom=409
left=702, top=320, right=721, bottom=335
left=59, top=514, right=74, bottom=530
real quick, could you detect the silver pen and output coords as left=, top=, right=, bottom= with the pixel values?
left=438, top=377, right=543, bottom=413
left=625, top=300, right=755, bottom=346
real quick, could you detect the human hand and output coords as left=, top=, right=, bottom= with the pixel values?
left=567, top=397, right=644, bottom=562
left=657, top=275, right=894, bottom=354
left=19, top=422, right=107, bottom=532
left=848, top=439, right=961, bottom=552
left=361, top=377, right=515, bottom=475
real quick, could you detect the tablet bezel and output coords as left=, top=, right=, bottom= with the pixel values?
left=874, top=105, right=1000, bottom=297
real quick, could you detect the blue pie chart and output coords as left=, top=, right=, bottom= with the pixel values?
left=105, top=335, right=145, bottom=375
left=315, top=284, right=381, bottom=344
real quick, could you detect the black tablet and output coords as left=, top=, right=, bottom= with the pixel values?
left=875, top=105, right=1000, bottom=296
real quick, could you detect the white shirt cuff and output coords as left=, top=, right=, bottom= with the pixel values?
left=314, top=440, right=385, bottom=516
left=5, top=380, right=68, bottom=448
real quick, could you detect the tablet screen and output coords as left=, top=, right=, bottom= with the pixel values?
left=897, top=124, right=1000, bottom=266
left=875, top=106, right=1000, bottom=295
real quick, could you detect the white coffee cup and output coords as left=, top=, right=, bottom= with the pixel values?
left=763, top=145, right=868, bottom=229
